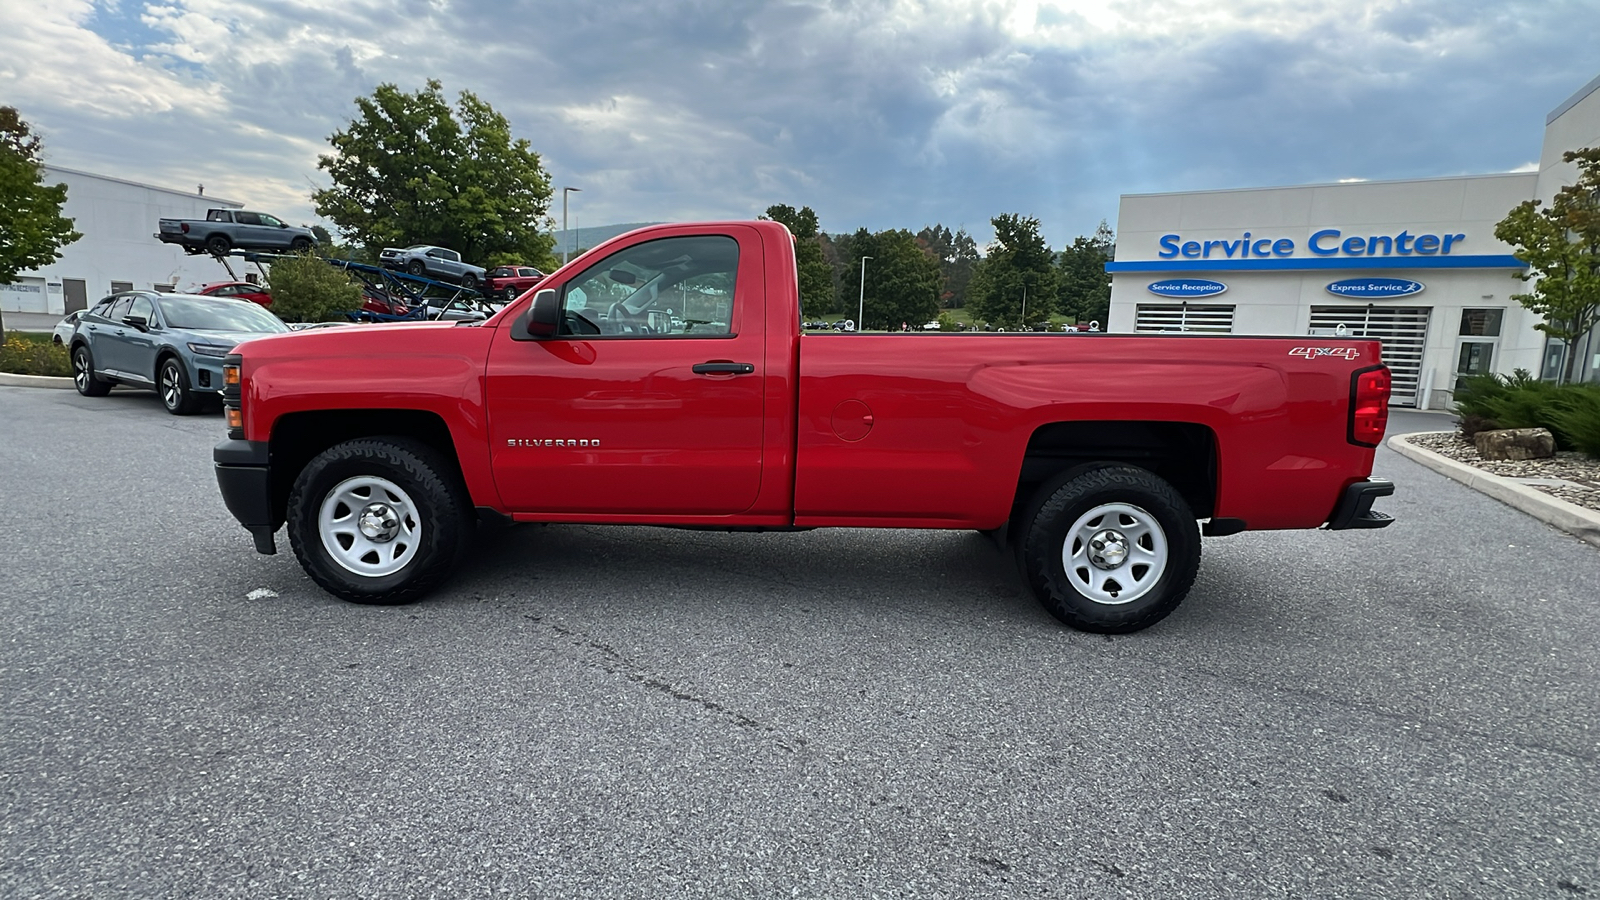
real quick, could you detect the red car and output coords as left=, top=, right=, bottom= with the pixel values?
left=484, top=265, right=545, bottom=302
left=198, top=281, right=273, bottom=307
left=214, top=221, right=1395, bottom=634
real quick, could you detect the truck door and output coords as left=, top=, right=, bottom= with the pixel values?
left=485, top=228, right=767, bottom=516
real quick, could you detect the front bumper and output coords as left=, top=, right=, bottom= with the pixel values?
left=215, top=438, right=278, bottom=554
left=1325, top=478, right=1396, bottom=530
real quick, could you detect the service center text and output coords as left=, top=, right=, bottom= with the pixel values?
left=1158, top=230, right=1467, bottom=260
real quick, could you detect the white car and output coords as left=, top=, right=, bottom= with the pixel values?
left=52, top=310, right=85, bottom=345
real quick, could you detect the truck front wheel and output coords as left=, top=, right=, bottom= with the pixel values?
left=1019, top=465, right=1200, bottom=634
left=286, top=438, right=472, bottom=605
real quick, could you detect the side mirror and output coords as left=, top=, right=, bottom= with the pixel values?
left=520, top=288, right=560, bottom=338
left=122, top=315, right=149, bottom=332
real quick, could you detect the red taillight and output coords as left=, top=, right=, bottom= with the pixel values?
left=1349, top=366, right=1390, bottom=447
left=181, top=222, right=190, bottom=233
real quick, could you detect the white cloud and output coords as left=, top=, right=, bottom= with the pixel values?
left=3, top=0, right=1597, bottom=248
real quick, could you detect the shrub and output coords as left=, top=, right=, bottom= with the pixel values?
left=1548, top=385, right=1600, bottom=459
left=0, top=332, right=71, bottom=376
left=1453, top=369, right=1572, bottom=447
left=263, top=252, right=363, bottom=323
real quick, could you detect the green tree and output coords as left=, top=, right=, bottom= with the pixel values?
left=761, top=204, right=836, bottom=315
left=840, top=228, right=941, bottom=330
left=0, top=107, right=81, bottom=334
left=1495, top=147, right=1600, bottom=383
left=969, top=214, right=1058, bottom=329
left=263, top=252, right=364, bottom=323
left=1056, top=220, right=1115, bottom=326
left=313, top=81, right=556, bottom=270
left=915, top=225, right=980, bottom=308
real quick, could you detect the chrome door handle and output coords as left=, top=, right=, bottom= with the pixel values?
left=692, top=361, right=755, bottom=375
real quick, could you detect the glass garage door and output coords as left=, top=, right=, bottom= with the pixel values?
left=1309, top=306, right=1431, bottom=407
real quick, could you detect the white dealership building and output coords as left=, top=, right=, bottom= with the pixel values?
left=1108, top=72, right=1600, bottom=408
left=1, top=167, right=243, bottom=317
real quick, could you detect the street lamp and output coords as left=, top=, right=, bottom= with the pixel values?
left=562, top=187, right=581, bottom=265
left=857, top=256, right=872, bottom=332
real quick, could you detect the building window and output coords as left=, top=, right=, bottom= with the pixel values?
left=1134, top=303, right=1235, bottom=333
left=110, top=281, right=133, bottom=294
left=1454, top=308, right=1503, bottom=390
left=154, top=283, right=176, bottom=293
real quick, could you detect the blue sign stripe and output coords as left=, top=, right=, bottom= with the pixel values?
left=1105, top=254, right=1525, bottom=273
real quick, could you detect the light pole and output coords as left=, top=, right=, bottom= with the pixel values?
left=562, top=187, right=581, bottom=266
left=857, top=256, right=872, bottom=331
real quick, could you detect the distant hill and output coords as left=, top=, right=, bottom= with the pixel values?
left=551, top=222, right=664, bottom=257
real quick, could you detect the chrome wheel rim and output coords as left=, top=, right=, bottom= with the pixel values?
left=318, top=476, right=422, bottom=578
left=73, top=350, right=89, bottom=391
left=1063, top=503, right=1168, bottom=605
left=160, top=362, right=181, bottom=409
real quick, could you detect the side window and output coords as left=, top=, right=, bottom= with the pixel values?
left=234, top=212, right=261, bottom=226
left=559, top=235, right=738, bottom=338
left=108, top=296, right=134, bottom=321
left=443, top=249, right=460, bottom=262
left=128, top=297, right=155, bottom=324
left=258, top=214, right=283, bottom=227
left=90, top=297, right=116, bottom=317
left=207, top=210, right=227, bottom=222
left=427, top=248, right=443, bottom=259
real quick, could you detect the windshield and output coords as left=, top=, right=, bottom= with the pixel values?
left=160, top=296, right=289, bottom=333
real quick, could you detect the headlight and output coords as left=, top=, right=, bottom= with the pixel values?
left=188, top=342, right=233, bottom=358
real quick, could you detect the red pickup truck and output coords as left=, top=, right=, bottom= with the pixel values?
left=214, top=221, right=1394, bottom=633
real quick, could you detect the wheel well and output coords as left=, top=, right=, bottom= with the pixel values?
left=1013, top=420, right=1218, bottom=523
left=266, top=409, right=464, bottom=529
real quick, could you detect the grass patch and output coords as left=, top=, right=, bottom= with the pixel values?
left=1, top=330, right=72, bottom=377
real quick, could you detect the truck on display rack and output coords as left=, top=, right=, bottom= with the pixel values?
left=212, top=221, right=1394, bottom=634
left=156, top=209, right=319, bottom=256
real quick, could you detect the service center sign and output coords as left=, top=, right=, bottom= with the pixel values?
left=1147, top=278, right=1228, bottom=298
left=1325, top=277, right=1425, bottom=298
left=1157, top=229, right=1466, bottom=260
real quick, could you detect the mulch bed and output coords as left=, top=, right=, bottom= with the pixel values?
left=1404, top=430, right=1600, bottom=514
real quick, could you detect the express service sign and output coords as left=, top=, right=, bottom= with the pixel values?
left=1324, top=277, right=1425, bottom=299
left=1146, top=278, right=1228, bottom=298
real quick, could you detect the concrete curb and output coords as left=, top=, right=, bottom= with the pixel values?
left=0, top=372, right=75, bottom=390
left=1388, top=431, right=1600, bottom=549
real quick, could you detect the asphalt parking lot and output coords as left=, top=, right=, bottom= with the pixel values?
left=2, top=388, right=1597, bottom=898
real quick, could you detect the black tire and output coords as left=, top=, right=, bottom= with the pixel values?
left=157, top=356, right=199, bottom=415
left=406, top=259, right=426, bottom=277
left=1019, top=465, right=1200, bottom=634
left=286, top=438, right=472, bottom=605
left=72, top=345, right=111, bottom=397
left=461, top=273, right=479, bottom=291
left=205, top=234, right=231, bottom=256
left=290, top=236, right=313, bottom=253
left=502, top=287, right=518, bottom=302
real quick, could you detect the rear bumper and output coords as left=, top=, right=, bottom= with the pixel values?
left=1325, top=478, right=1396, bottom=530
left=214, top=438, right=278, bottom=554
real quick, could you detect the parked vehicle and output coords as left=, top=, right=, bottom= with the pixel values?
left=378, top=245, right=486, bottom=290
left=198, top=281, right=273, bottom=307
left=484, top=265, right=545, bottom=302
left=213, top=221, right=1394, bottom=634
left=71, top=291, right=289, bottom=415
left=156, top=209, right=317, bottom=256
left=52, top=310, right=84, bottom=345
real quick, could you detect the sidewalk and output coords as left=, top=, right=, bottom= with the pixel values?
left=2, top=312, right=63, bottom=333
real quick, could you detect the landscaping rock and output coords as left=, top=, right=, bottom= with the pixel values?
left=1474, top=427, right=1556, bottom=461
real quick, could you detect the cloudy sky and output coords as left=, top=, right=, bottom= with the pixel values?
left=3, top=0, right=1597, bottom=249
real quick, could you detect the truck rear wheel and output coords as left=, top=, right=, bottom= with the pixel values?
left=1019, top=465, right=1200, bottom=634
left=286, top=438, right=472, bottom=605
